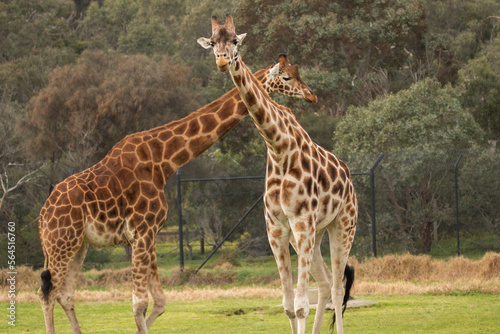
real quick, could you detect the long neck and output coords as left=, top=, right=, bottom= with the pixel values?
left=107, top=69, right=268, bottom=184
left=229, top=59, right=302, bottom=157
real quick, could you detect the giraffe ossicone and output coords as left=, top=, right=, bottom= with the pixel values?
left=199, top=14, right=357, bottom=334
left=37, top=55, right=317, bottom=334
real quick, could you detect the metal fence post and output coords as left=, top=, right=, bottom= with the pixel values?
left=454, top=154, right=463, bottom=257
left=370, top=153, right=385, bottom=257
left=176, top=169, right=184, bottom=271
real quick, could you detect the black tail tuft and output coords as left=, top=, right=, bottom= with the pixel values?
left=343, top=263, right=355, bottom=310
left=331, top=263, right=355, bottom=331
left=41, top=270, right=53, bottom=301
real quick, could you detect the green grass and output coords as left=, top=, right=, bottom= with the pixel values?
left=4, top=293, right=499, bottom=333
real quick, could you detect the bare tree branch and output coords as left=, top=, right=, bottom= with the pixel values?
left=0, top=164, right=44, bottom=212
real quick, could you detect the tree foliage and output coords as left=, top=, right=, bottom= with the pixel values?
left=235, top=0, right=429, bottom=114
left=336, top=79, right=484, bottom=153
left=458, top=37, right=500, bottom=140
left=25, top=50, right=203, bottom=182
left=335, top=79, right=485, bottom=253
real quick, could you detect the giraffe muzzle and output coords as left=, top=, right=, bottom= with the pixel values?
left=305, top=93, right=318, bottom=103
left=216, top=57, right=229, bottom=72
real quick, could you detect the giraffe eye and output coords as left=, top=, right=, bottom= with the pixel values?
left=283, top=77, right=292, bottom=81
left=209, top=41, right=215, bottom=47
left=233, top=40, right=238, bottom=45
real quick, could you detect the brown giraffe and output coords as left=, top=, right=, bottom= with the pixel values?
left=37, top=58, right=317, bottom=334
left=198, top=14, right=357, bottom=334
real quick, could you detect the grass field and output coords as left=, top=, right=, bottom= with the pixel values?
left=1, top=252, right=499, bottom=332
left=3, top=293, right=499, bottom=333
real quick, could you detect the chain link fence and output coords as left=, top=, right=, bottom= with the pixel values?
left=164, top=148, right=499, bottom=265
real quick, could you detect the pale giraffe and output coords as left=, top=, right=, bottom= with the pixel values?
left=37, top=58, right=317, bottom=334
left=198, top=14, right=357, bottom=334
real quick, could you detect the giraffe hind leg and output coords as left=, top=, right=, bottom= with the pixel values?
left=145, top=248, right=166, bottom=329
left=310, top=228, right=332, bottom=334
left=38, top=216, right=86, bottom=334
left=132, top=235, right=154, bottom=334
left=38, top=270, right=56, bottom=334
left=39, top=247, right=84, bottom=334
left=269, top=222, right=297, bottom=333
left=57, top=243, right=90, bottom=334
left=327, top=216, right=355, bottom=334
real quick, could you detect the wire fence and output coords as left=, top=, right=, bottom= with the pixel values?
left=166, top=148, right=499, bottom=267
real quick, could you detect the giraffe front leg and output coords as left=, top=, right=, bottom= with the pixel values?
left=131, top=236, right=153, bottom=334
left=292, top=219, right=316, bottom=334
left=266, top=218, right=297, bottom=334
left=145, top=248, right=166, bottom=329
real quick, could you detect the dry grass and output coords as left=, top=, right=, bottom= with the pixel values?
left=348, top=252, right=500, bottom=295
left=2, top=253, right=498, bottom=303
left=351, top=251, right=500, bottom=281
left=7, top=286, right=283, bottom=303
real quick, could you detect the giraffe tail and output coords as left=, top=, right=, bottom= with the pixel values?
left=331, top=262, right=355, bottom=330
left=40, top=269, right=53, bottom=301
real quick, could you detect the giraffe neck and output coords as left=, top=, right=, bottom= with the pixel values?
left=229, top=59, right=306, bottom=158
left=103, top=68, right=269, bottom=185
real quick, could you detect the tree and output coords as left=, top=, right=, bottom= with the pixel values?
left=458, top=36, right=500, bottom=141
left=336, top=79, right=484, bottom=152
left=427, top=0, right=500, bottom=63
left=0, top=98, right=43, bottom=214
left=336, top=79, right=484, bottom=253
left=118, top=0, right=186, bottom=56
left=234, top=0, right=429, bottom=115
left=0, top=97, right=46, bottom=268
left=0, top=0, right=80, bottom=104
left=25, top=50, right=204, bottom=184
left=80, top=0, right=139, bottom=50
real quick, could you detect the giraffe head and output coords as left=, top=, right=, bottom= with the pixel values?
left=264, top=54, right=318, bottom=103
left=197, top=14, right=246, bottom=72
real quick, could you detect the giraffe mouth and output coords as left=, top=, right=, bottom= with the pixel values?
left=216, top=57, right=229, bottom=72
left=217, top=64, right=229, bottom=72
left=305, top=94, right=318, bottom=103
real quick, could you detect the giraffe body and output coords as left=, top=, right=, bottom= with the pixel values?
left=38, top=62, right=316, bottom=334
left=198, top=14, right=357, bottom=334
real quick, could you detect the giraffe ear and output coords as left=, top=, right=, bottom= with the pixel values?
left=197, top=37, right=212, bottom=49
left=236, top=33, right=247, bottom=45
left=269, top=63, right=280, bottom=78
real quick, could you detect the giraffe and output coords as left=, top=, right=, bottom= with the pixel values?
left=198, top=14, right=357, bottom=334
left=37, top=57, right=317, bottom=334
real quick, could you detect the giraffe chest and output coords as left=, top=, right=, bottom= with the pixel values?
left=264, top=159, right=346, bottom=228
left=265, top=173, right=323, bottom=224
